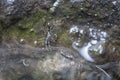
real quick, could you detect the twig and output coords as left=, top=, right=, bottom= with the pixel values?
left=95, top=65, right=111, bottom=79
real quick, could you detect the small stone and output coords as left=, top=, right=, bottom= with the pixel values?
left=20, top=39, right=24, bottom=42
left=69, top=25, right=79, bottom=33
left=112, top=47, right=116, bottom=52
left=79, top=29, right=84, bottom=34
left=94, top=14, right=98, bottom=16
left=50, top=7, right=55, bottom=12
left=30, top=28, right=34, bottom=32
left=80, top=8, right=83, bottom=10
left=112, top=9, right=115, bottom=11
left=75, top=42, right=79, bottom=46
left=66, top=16, right=70, bottom=18
left=90, top=40, right=98, bottom=45
left=42, top=48, right=45, bottom=50
left=34, top=41, right=37, bottom=45
left=70, top=61, right=75, bottom=65
left=47, top=22, right=50, bottom=25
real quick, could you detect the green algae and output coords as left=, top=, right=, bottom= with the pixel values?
left=3, top=9, right=51, bottom=46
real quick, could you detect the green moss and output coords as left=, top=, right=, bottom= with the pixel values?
left=37, top=37, right=46, bottom=47
left=58, top=32, right=72, bottom=47
left=3, top=9, right=52, bottom=47
left=32, top=71, right=51, bottom=80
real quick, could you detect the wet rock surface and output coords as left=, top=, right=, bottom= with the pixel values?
left=0, top=43, right=119, bottom=80
left=0, top=43, right=80, bottom=80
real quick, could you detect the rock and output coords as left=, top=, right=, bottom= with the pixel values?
left=0, top=43, right=116, bottom=80
left=0, top=43, right=81, bottom=80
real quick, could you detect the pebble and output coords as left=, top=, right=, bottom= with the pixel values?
left=30, top=28, right=34, bottom=32
left=20, top=39, right=24, bottom=42
left=34, top=41, right=37, bottom=45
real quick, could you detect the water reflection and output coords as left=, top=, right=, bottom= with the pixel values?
left=72, top=41, right=95, bottom=62
left=70, top=25, right=108, bottom=62
left=69, top=25, right=113, bottom=79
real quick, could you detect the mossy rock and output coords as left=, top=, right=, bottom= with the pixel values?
left=58, top=32, right=72, bottom=47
